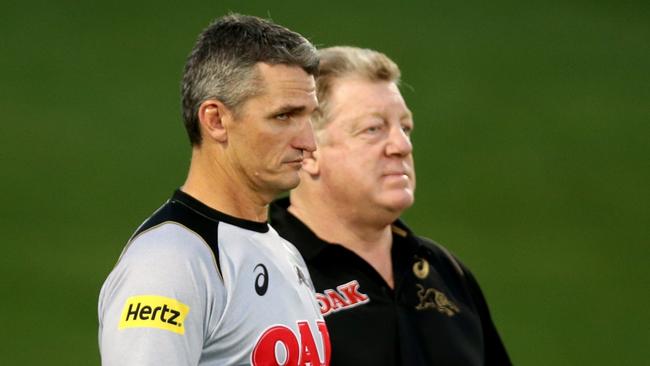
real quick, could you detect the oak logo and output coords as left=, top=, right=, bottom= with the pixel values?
left=316, top=280, right=370, bottom=317
left=119, top=295, right=190, bottom=334
left=251, top=321, right=331, bottom=366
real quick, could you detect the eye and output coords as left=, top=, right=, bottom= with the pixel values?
left=364, top=124, right=383, bottom=134
left=275, top=113, right=290, bottom=121
left=402, top=125, right=413, bottom=135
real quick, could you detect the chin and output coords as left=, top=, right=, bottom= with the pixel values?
left=275, top=174, right=301, bottom=192
left=381, top=192, right=415, bottom=213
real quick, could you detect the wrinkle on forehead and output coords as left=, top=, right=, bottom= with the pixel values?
left=241, top=63, right=318, bottom=119
left=331, top=78, right=408, bottom=116
left=256, top=63, right=316, bottom=94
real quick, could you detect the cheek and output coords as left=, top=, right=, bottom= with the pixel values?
left=252, top=134, right=282, bottom=158
left=320, top=153, right=353, bottom=179
left=320, top=144, right=376, bottom=176
left=328, top=158, right=371, bottom=187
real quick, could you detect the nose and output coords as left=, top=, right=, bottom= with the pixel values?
left=386, top=126, right=412, bottom=156
left=293, top=117, right=317, bottom=153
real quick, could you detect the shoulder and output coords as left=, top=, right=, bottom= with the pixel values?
left=124, top=221, right=217, bottom=264
left=115, top=195, right=225, bottom=274
left=411, top=233, right=494, bottom=305
left=392, top=219, right=469, bottom=278
left=413, top=235, right=468, bottom=278
left=118, top=221, right=221, bottom=288
left=100, top=222, right=221, bottom=305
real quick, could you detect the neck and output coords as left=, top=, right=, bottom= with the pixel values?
left=183, top=148, right=270, bottom=222
left=289, top=188, right=398, bottom=288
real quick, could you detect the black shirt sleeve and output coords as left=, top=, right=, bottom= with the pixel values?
left=460, top=261, right=513, bottom=366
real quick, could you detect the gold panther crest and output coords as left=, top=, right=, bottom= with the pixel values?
left=415, top=284, right=460, bottom=316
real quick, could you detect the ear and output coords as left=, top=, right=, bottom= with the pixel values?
left=301, top=149, right=320, bottom=176
left=197, top=99, right=231, bottom=143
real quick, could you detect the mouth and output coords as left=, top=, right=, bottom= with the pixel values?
left=383, top=170, right=410, bottom=178
left=383, top=174, right=410, bottom=183
left=283, top=157, right=304, bottom=166
left=381, top=170, right=413, bottom=186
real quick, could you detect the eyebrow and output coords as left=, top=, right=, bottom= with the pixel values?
left=365, top=110, right=413, bottom=122
left=400, top=109, right=414, bottom=121
left=267, top=105, right=310, bottom=118
left=345, top=108, right=413, bottom=131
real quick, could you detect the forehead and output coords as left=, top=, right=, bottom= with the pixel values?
left=327, top=77, right=411, bottom=124
left=254, top=63, right=317, bottom=104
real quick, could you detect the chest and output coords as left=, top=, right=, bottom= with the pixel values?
left=203, top=226, right=329, bottom=365
left=309, top=253, right=485, bottom=366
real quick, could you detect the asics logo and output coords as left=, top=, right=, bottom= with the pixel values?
left=254, top=263, right=269, bottom=296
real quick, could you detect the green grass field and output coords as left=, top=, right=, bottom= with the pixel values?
left=2, top=0, right=648, bottom=364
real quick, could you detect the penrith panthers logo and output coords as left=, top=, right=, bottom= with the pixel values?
left=415, top=284, right=460, bottom=316
left=315, top=280, right=370, bottom=317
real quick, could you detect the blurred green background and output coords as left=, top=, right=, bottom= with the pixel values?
left=2, top=0, right=648, bottom=364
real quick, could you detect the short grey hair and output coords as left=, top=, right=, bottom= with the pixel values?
left=181, top=14, right=319, bottom=145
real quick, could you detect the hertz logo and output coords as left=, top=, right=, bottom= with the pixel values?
left=119, top=295, right=190, bottom=334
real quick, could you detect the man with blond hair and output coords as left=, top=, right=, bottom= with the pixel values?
left=270, top=46, right=511, bottom=365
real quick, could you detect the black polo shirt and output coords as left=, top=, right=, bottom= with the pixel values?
left=270, top=198, right=511, bottom=366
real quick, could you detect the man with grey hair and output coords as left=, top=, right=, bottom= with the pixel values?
left=270, top=46, right=511, bottom=365
left=99, top=14, right=330, bottom=365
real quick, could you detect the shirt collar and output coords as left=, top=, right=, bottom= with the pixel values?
left=269, top=197, right=418, bottom=260
left=172, top=189, right=269, bottom=233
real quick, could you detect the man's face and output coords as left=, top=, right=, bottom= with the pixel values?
left=226, top=63, right=318, bottom=198
left=317, top=77, right=415, bottom=218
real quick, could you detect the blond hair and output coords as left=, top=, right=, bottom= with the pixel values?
left=313, top=46, right=401, bottom=130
